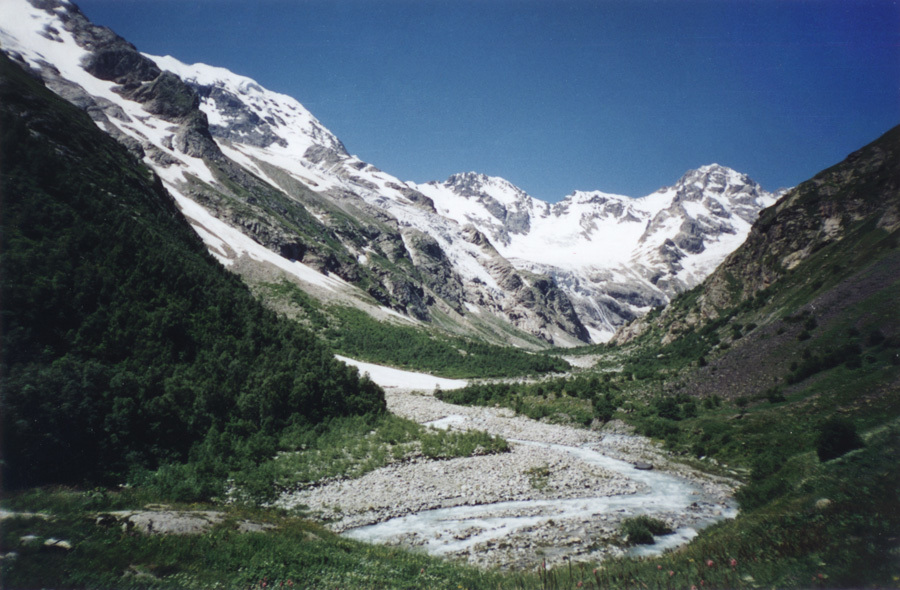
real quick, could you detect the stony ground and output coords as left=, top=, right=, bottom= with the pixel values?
left=277, top=387, right=738, bottom=569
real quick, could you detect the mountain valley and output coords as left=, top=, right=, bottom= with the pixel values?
left=1, top=1, right=898, bottom=589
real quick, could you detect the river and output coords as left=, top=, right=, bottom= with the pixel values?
left=285, top=359, right=737, bottom=568
left=343, top=434, right=737, bottom=565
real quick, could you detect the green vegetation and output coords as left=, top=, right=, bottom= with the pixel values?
left=0, top=55, right=383, bottom=494
left=0, top=488, right=510, bottom=590
left=3, top=52, right=899, bottom=590
left=437, top=374, right=620, bottom=426
left=619, top=516, right=673, bottom=545
left=5, top=425, right=896, bottom=589
left=434, top=155, right=899, bottom=587
left=250, top=413, right=507, bottom=502
left=815, top=416, right=865, bottom=462
left=258, top=278, right=571, bottom=378
left=525, top=464, right=551, bottom=490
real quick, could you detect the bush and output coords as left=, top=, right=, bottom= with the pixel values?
left=620, top=515, right=672, bottom=545
left=816, top=417, right=864, bottom=462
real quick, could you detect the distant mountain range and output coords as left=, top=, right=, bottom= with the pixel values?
left=1, top=0, right=781, bottom=345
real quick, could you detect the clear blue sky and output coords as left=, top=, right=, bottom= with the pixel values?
left=76, top=0, right=899, bottom=202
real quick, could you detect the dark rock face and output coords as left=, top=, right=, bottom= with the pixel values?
left=673, top=219, right=706, bottom=254
left=192, top=84, right=288, bottom=149
left=125, top=71, right=198, bottom=119
left=32, top=0, right=223, bottom=166
left=82, top=42, right=159, bottom=85
left=279, top=242, right=307, bottom=261
left=386, top=184, right=438, bottom=213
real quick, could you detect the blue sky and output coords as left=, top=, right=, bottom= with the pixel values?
left=77, top=0, right=899, bottom=202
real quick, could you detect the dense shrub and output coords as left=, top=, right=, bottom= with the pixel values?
left=816, top=417, right=865, bottom=462
left=620, top=515, right=672, bottom=545
left=437, top=375, right=621, bottom=425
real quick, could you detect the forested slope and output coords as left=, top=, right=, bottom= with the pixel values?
left=0, top=54, right=385, bottom=490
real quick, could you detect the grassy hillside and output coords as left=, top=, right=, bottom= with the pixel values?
left=254, top=278, right=570, bottom=378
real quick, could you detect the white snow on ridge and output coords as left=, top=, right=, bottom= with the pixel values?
left=0, top=0, right=779, bottom=344
left=174, top=191, right=350, bottom=293
left=0, top=0, right=354, bottom=301
left=147, top=53, right=347, bottom=160
left=0, top=0, right=218, bottom=187
left=142, top=56, right=514, bottom=293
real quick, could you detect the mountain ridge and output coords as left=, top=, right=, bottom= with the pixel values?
left=1, top=0, right=778, bottom=344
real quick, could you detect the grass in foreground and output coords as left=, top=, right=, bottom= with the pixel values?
left=1, top=487, right=508, bottom=590
left=3, top=423, right=897, bottom=589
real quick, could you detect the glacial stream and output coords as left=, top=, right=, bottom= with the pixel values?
left=343, top=431, right=738, bottom=561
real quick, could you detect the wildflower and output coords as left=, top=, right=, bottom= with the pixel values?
left=658, top=565, right=663, bottom=570
left=592, top=569, right=597, bottom=575
left=669, top=570, right=675, bottom=577
left=577, top=582, right=583, bottom=588
left=706, top=559, right=715, bottom=567
left=420, top=568, right=425, bottom=574
left=730, top=558, right=737, bottom=568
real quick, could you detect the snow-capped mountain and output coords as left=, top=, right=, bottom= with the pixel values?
left=0, top=0, right=779, bottom=344
left=415, top=167, right=778, bottom=340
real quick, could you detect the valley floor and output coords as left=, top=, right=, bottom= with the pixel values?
left=278, top=361, right=738, bottom=570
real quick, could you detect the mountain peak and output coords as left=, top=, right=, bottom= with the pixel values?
left=147, top=53, right=347, bottom=155
left=677, top=163, right=755, bottom=192
left=441, top=172, right=532, bottom=206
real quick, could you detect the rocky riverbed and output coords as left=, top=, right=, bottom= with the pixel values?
left=277, top=384, right=738, bottom=570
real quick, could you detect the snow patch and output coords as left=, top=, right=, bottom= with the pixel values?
left=335, top=356, right=468, bottom=391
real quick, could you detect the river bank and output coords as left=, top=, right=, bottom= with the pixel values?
left=276, top=381, right=738, bottom=570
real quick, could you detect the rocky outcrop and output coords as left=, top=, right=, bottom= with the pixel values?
left=460, top=227, right=590, bottom=344
left=402, top=229, right=466, bottom=313
left=613, top=125, right=900, bottom=345
left=700, top=126, right=900, bottom=318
